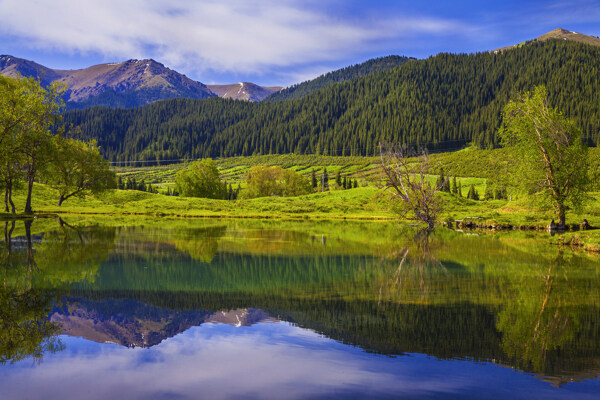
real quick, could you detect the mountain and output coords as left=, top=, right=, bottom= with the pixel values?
left=0, top=55, right=216, bottom=108
left=208, top=82, right=282, bottom=102
left=0, top=56, right=281, bottom=108
left=52, top=298, right=277, bottom=348
left=266, top=55, right=412, bottom=102
left=65, top=37, right=600, bottom=162
left=494, top=28, right=600, bottom=52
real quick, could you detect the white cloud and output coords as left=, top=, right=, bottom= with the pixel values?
left=0, top=322, right=473, bottom=400
left=0, top=0, right=472, bottom=79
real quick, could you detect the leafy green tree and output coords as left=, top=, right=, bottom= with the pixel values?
left=0, top=76, right=66, bottom=213
left=242, top=165, right=311, bottom=198
left=499, top=86, right=589, bottom=227
left=175, top=159, right=226, bottom=199
left=45, top=137, right=116, bottom=206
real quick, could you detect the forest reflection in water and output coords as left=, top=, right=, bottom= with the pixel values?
left=0, top=217, right=599, bottom=389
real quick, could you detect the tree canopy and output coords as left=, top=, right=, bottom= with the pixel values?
left=175, top=158, right=227, bottom=199
left=242, top=166, right=312, bottom=198
left=499, top=86, right=589, bottom=227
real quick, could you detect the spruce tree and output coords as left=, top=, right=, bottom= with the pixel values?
left=336, top=171, right=342, bottom=188
left=451, top=177, right=457, bottom=195
left=311, top=169, right=317, bottom=188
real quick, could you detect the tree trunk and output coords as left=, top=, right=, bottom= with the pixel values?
left=24, top=174, right=34, bottom=214
left=58, top=194, right=64, bottom=206
left=557, top=203, right=566, bottom=229
left=4, top=188, right=8, bottom=213
left=8, top=184, right=15, bottom=214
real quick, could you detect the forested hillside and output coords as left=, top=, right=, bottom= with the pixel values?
left=64, top=40, right=600, bottom=163
left=266, top=55, right=413, bottom=102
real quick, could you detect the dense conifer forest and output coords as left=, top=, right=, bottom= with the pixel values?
left=63, top=40, right=600, bottom=163
left=265, top=55, right=413, bottom=101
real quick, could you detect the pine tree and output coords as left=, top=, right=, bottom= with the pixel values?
left=322, top=168, right=329, bottom=191
left=484, top=182, right=494, bottom=201
left=467, top=184, right=479, bottom=200
left=336, top=171, right=342, bottom=188
left=451, top=177, right=457, bottom=195
left=117, top=176, right=124, bottom=190
left=311, top=169, right=317, bottom=188
left=353, top=179, right=358, bottom=189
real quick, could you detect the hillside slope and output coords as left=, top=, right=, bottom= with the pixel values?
left=266, top=55, right=412, bottom=102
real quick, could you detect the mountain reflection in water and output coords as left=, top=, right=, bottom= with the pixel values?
left=1, top=218, right=599, bottom=399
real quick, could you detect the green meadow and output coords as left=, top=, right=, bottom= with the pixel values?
left=3, top=147, right=599, bottom=240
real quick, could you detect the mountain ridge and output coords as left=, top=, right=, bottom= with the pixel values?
left=493, top=27, right=600, bottom=52
left=0, top=56, right=282, bottom=107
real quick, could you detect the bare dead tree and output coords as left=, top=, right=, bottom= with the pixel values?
left=379, top=143, right=445, bottom=230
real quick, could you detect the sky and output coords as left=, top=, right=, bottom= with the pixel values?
left=0, top=0, right=599, bottom=86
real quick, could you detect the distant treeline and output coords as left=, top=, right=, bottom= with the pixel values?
left=64, top=40, right=600, bottom=164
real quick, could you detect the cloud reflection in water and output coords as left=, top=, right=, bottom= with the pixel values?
left=1, top=321, right=597, bottom=400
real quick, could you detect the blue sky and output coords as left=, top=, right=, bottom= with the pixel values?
left=0, top=0, right=598, bottom=86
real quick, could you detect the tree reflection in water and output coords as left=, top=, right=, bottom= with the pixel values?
left=0, top=217, right=116, bottom=364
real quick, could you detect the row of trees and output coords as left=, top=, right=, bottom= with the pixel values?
left=0, top=76, right=115, bottom=212
left=174, top=160, right=364, bottom=200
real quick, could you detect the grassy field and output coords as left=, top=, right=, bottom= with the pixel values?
left=3, top=147, right=600, bottom=235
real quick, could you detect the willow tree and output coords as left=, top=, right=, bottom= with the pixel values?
left=499, top=86, right=589, bottom=228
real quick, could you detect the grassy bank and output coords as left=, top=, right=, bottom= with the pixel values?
left=3, top=147, right=600, bottom=247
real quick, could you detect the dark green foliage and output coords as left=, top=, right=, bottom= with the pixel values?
left=335, top=171, right=342, bottom=188
left=311, top=169, right=317, bottom=189
left=467, top=184, right=480, bottom=200
left=484, top=184, right=494, bottom=201
left=266, top=55, right=412, bottom=102
left=436, top=168, right=451, bottom=192
left=451, top=177, right=457, bottom=195
left=322, top=168, right=329, bottom=191
left=64, top=41, right=600, bottom=163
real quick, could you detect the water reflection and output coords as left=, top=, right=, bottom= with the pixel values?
left=0, top=218, right=599, bottom=396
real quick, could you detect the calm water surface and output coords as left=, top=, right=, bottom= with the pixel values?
left=1, top=218, right=599, bottom=399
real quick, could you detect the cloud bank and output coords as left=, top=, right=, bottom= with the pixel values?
left=0, top=0, right=471, bottom=80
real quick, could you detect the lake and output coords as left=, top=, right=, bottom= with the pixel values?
left=1, top=217, right=599, bottom=399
